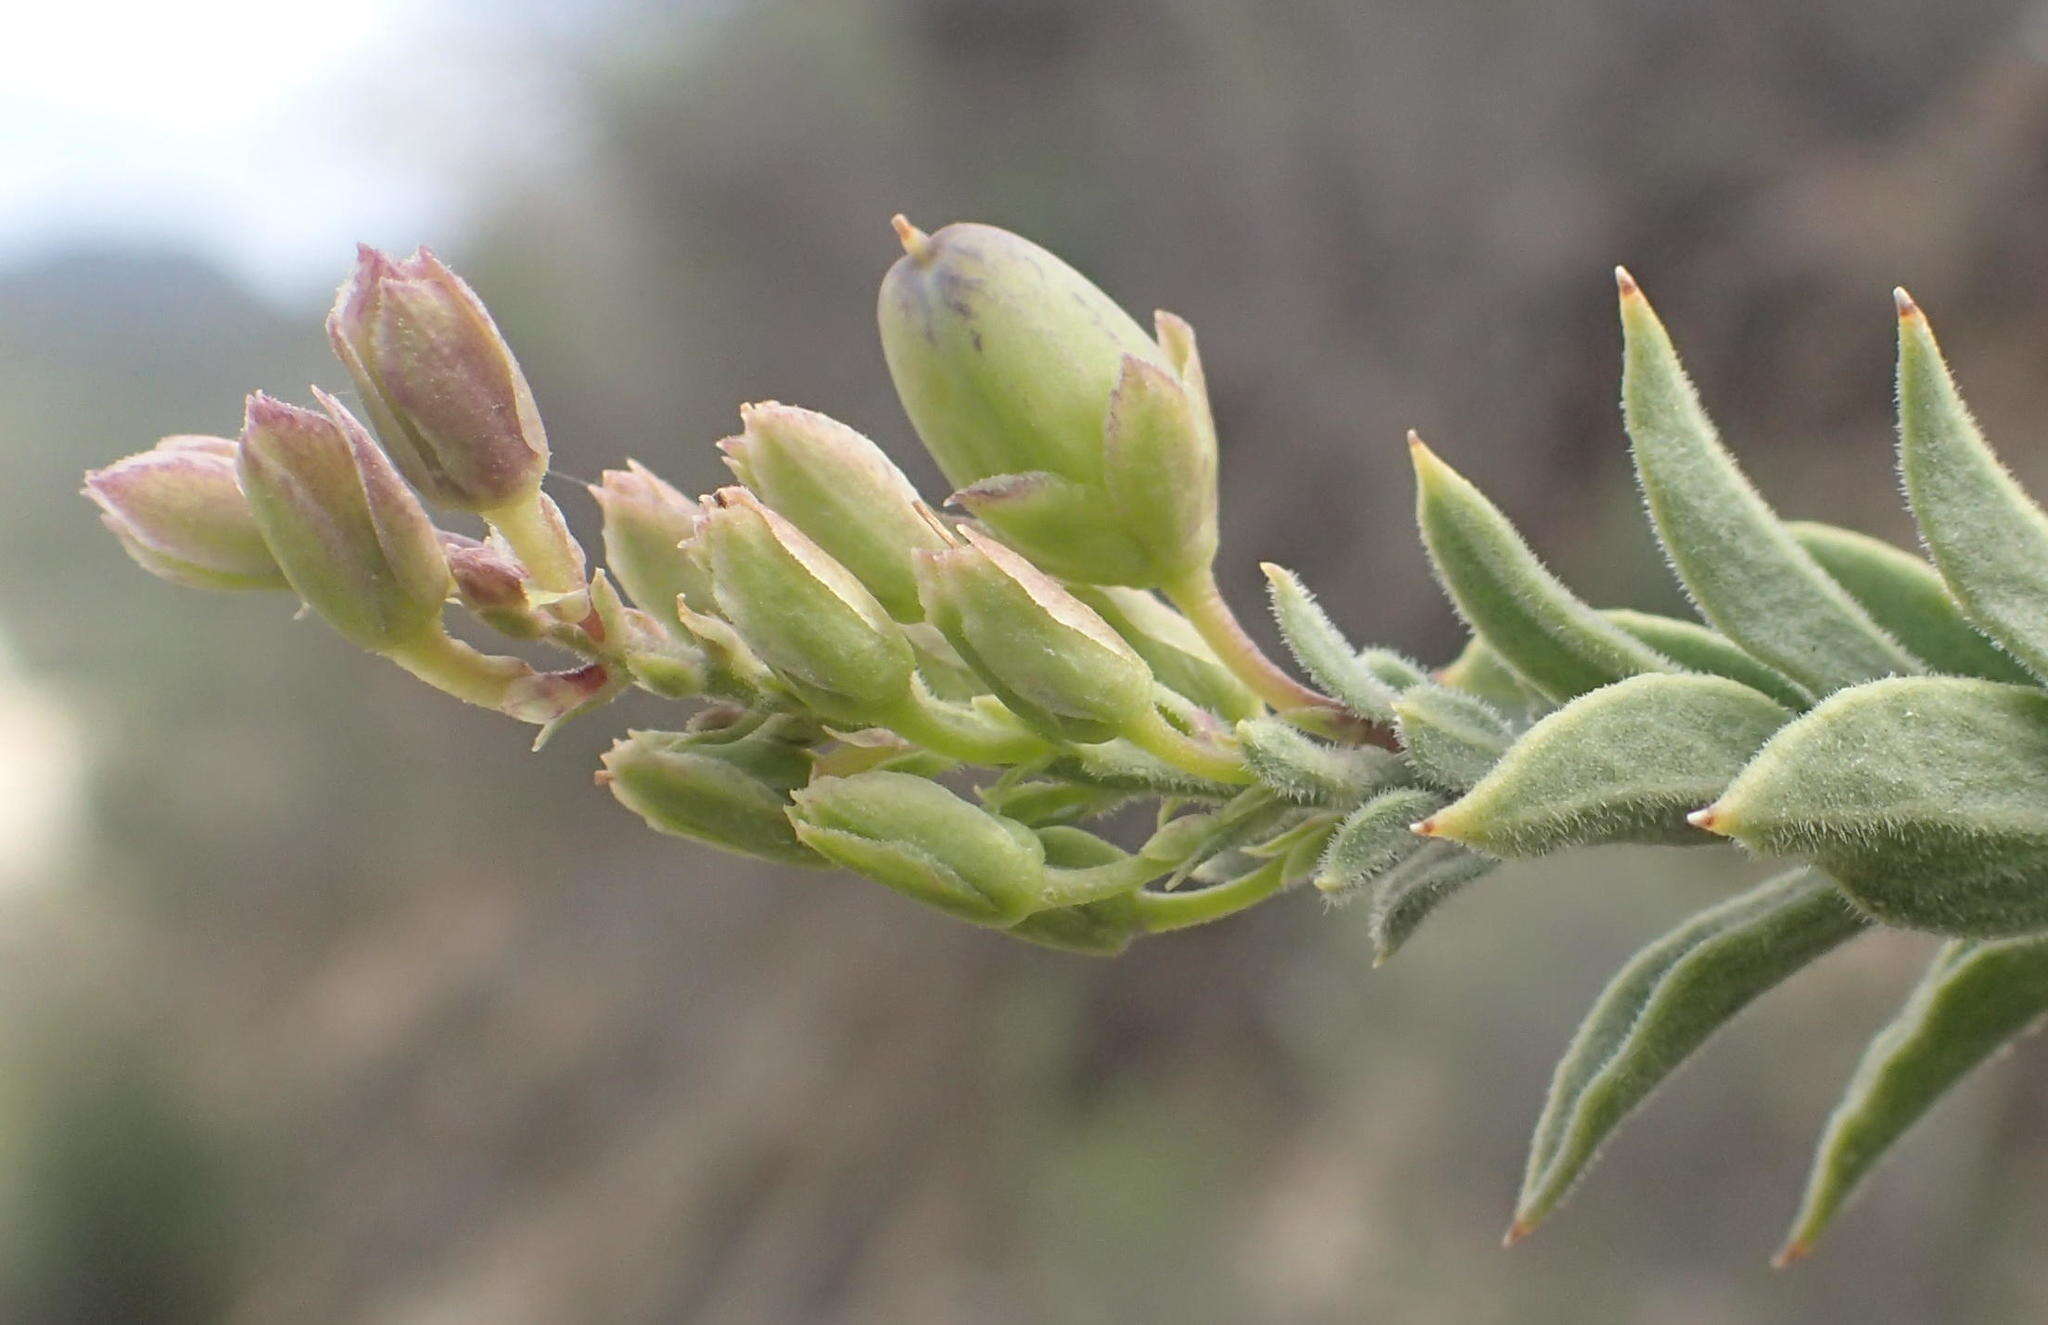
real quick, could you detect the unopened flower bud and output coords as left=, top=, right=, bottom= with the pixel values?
left=600, top=723, right=821, bottom=866
left=591, top=461, right=714, bottom=632
left=719, top=402, right=948, bottom=621
left=694, top=486, right=914, bottom=723
left=787, top=771, right=1048, bottom=925
left=440, top=532, right=544, bottom=637
left=327, top=245, right=547, bottom=511
left=915, top=526, right=1157, bottom=743
left=237, top=390, right=451, bottom=651
left=878, top=219, right=1217, bottom=586
left=84, top=436, right=289, bottom=591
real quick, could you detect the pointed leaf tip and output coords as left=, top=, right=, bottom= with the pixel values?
left=1687, top=806, right=1725, bottom=832
left=1503, top=1218, right=1534, bottom=1248
left=1615, top=266, right=1640, bottom=298
left=1894, top=287, right=1920, bottom=319
left=1412, top=817, right=1440, bottom=837
left=1771, top=1240, right=1810, bottom=1270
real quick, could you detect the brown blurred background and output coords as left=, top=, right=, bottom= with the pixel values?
left=8, top=0, right=2048, bottom=1319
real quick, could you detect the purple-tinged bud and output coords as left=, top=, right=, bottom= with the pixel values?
left=83, top=436, right=289, bottom=591
left=718, top=402, right=948, bottom=621
left=327, top=244, right=547, bottom=512
left=237, top=390, right=451, bottom=651
left=440, top=532, right=546, bottom=637
left=591, top=460, right=714, bottom=633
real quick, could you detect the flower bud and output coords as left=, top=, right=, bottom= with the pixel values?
left=915, top=526, right=1157, bottom=743
left=718, top=402, right=948, bottom=621
left=787, top=771, right=1047, bottom=925
left=84, top=436, right=289, bottom=591
left=440, top=531, right=539, bottom=635
left=600, top=724, right=821, bottom=866
left=878, top=219, right=1217, bottom=586
left=327, top=244, right=547, bottom=511
left=591, top=461, right=714, bottom=633
left=693, top=486, right=915, bottom=723
left=237, top=390, right=451, bottom=651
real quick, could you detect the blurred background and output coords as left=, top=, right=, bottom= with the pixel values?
left=8, top=0, right=2048, bottom=1319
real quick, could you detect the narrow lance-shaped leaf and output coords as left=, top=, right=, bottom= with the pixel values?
left=1512, top=869, right=1866, bottom=1240
left=1315, top=786, right=1445, bottom=901
left=1368, top=841, right=1499, bottom=965
left=1788, top=520, right=2034, bottom=686
left=1236, top=717, right=1408, bottom=807
left=1411, top=434, right=1675, bottom=701
left=1697, top=677, right=2048, bottom=937
left=1600, top=608, right=1811, bottom=710
left=1392, top=682, right=1514, bottom=791
left=1438, top=634, right=1549, bottom=714
left=1778, top=933, right=2048, bottom=1265
left=1421, top=674, right=1790, bottom=857
left=1263, top=562, right=1403, bottom=721
left=1618, top=270, right=1921, bottom=692
left=1895, top=291, right=2048, bottom=683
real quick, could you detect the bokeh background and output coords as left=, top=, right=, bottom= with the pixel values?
left=8, top=0, right=2048, bottom=1319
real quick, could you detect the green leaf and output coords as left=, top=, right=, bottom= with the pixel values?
left=1438, top=634, right=1551, bottom=714
left=1618, top=271, right=1921, bottom=693
left=1425, top=674, right=1790, bottom=857
left=1392, top=682, right=1515, bottom=791
left=1895, top=293, right=2048, bottom=684
left=1512, top=869, right=1866, bottom=1239
left=1072, top=585, right=1264, bottom=721
left=1368, top=841, right=1500, bottom=964
left=1600, top=608, right=1811, bottom=710
left=1315, top=786, right=1446, bottom=900
left=1778, top=933, right=2048, bottom=1264
left=1263, top=562, right=1404, bottom=721
left=1411, top=436, right=1675, bottom=701
left=1355, top=647, right=1429, bottom=693
left=1237, top=716, right=1409, bottom=807
left=1701, top=676, right=2048, bottom=936
left=1787, top=521, right=2034, bottom=686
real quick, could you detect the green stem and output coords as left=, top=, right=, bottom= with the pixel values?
left=381, top=627, right=531, bottom=710
left=1039, top=853, right=1170, bottom=908
left=481, top=491, right=586, bottom=596
left=1125, top=706, right=1253, bottom=785
left=881, top=687, right=1054, bottom=766
left=1133, top=857, right=1292, bottom=932
left=1165, top=566, right=1333, bottom=714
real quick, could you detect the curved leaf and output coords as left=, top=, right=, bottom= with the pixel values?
left=1512, top=869, right=1865, bottom=1239
left=1368, top=840, right=1499, bottom=964
left=1316, top=786, right=1445, bottom=900
left=1425, top=674, right=1790, bottom=857
left=1701, top=676, right=2048, bottom=936
left=1778, top=933, right=2048, bottom=1264
left=1601, top=608, right=1811, bottom=710
left=1618, top=271, right=1920, bottom=693
left=1263, top=562, right=1404, bottom=721
left=1392, top=681, right=1514, bottom=791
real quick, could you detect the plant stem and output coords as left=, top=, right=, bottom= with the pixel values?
left=883, top=687, right=1054, bottom=766
left=482, top=491, right=586, bottom=596
left=1164, top=565, right=1333, bottom=714
left=382, top=627, right=531, bottom=709
left=1133, top=857, right=1292, bottom=932
left=1125, top=707, right=1253, bottom=785
left=1039, top=853, right=1169, bottom=908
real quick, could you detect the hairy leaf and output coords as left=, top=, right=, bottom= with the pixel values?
left=1263, top=562, right=1403, bottom=721
left=1600, top=608, right=1811, bottom=710
left=1392, top=682, right=1514, bottom=791
left=1787, top=521, right=2033, bottom=686
left=1316, top=786, right=1446, bottom=900
left=1356, top=647, right=1429, bottom=693
left=1895, top=294, right=2048, bottom=683
left=1701, top=676, right=2048, bottom=936
left=1439, top=634, right=1551, bottom=714
left=1618, top=272, right=1920, bottom=693
left=1513, top=869, right=1865, bottom=1238
left=1779, top=933, right=2048, bottom=1264
left=1368, top=840, right=1500, bottom=964
left=1424, top=674, right=1790, bottom=857
left=1411, top=436, right=1674, bottom=701
left=1237, top=716, right=1409, bottom=807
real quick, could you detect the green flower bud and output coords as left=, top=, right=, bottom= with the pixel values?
left=878, top=218, right=1217, bottom=586
left=590, top=460, right=714, bottom=633
left=600, top=723, right=822, bottom=867
left=83, top=436, right=289, bottom=591
left=694, top=486, right=915, bottom=724
left=788, top=771, right=1048, bottom=925
left=327, top=245, right=548, bottom=511
left=915, top=526, right=1157, bottom=743
left=718, top=402, right=948, bottom=621
left=236, top=390, right=451, bottom=651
